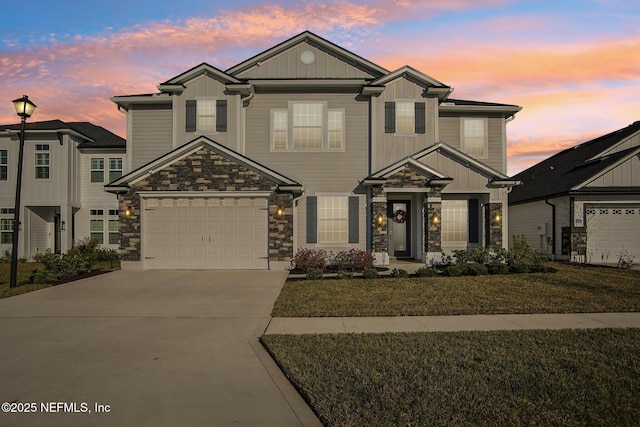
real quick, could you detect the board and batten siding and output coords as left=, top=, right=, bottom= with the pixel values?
left=130, top=104, right=173, bottom=169
left=583, top=154, right=640, bottom=187
left=599, top=131, right=640, bottom=156
left=372, top=78, right=438, bottom=171
left=233, top=41, right=377, bottom=80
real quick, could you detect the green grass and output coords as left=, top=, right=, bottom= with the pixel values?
left=273, top=263, right=640, bottom=316
left=0, top=260, right=120, bottom=299
left=263, top=329, right=640, bottom=426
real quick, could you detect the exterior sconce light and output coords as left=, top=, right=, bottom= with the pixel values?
left=375, top=213, right=385, bottom=225
left=432, top=214, right=440, bottom=225
left=276, top=205, right=284, bottom=218
left=124, top=207, right=131, bottom=218
left=494, top=213, right=502, bottom=224
left=61, top=221, right=66, bottom=231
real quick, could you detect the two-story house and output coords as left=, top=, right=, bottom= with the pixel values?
left=0, top=120, right=125, bottom=257
left=107, top=31, right=521, bottom=270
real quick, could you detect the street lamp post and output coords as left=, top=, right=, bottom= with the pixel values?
left=9, top=95, right=36, bottom=288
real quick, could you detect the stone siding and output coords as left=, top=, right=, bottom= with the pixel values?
left=485, top=202, right=503, bottom=248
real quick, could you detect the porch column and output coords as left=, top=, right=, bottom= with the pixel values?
left=371, top=186, right=387, bottom=252
left=425, top=188, right=442, bottom=255
left=485, top=202, right=503, bottom=248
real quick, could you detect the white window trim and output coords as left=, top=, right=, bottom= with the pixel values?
left=270, top=102, right=345, bottom=152
left=35, top=144, right=50, bottom=180
left=91, top=157, right=105, bottom=183
left=195, top=97, right=218, bottom=135
left=108, top=157, right=123, bottom=182
left=461, top=117, right=489, bottom=159
left=0, top=150, right=7, bottom=181
left=395, top=100, right=416, bottom=136
left=316, top=193, right=350, bottom=245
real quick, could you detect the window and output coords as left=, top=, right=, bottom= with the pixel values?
left=0, top=150, right=7, bottom=180
left=108, top=220, right=118, bottom=244
left=271, top=103, right=344, bottom=151
left=90, top=220, right=104, bottom=244
left=91, top=158, right=104, bottom=182
left=186, top=99, right=227, bottom=133
left=293, top=103, right=323, bottom=149
left=385, top=102, right=425, bottom=134
left=318, top=196, right=348, bottom=243
left=462, top=118, right=487, bottom=156
left=272, top=110, right=288, bottom=150
left=0, top=219, right=12, bottom=244
left=442, top=200, right=468, bottom=243
left=109, top=158, right=123, bottom=182
left=35, top=144, right=49, bottom=179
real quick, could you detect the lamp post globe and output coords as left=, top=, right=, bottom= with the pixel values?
left=9, top=95, right=36, bottom=288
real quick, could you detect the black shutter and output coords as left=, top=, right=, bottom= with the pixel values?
left=348, top=196, right=359, bottom=244
left=384, top=102, right=395, bottom=133
left=468, top=199, right=479, bottom=244
left=415, top=102, right=426, bottom=134
left=186, top=100, right=196, bottom=132
left=306, top=196, right=317, bottom=244
left=216, top=100, right=227, bottom=132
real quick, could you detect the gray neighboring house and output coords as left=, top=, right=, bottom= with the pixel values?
left=107, top=31, right=522, bottom=270
left=0, top=120, right=126, bottom=258
left=509, top=120, right=640, bottom=264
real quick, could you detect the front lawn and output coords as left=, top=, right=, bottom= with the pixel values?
left=272, top=263, right=640, bottom=317
left=263, top=329, right=640, bottom=426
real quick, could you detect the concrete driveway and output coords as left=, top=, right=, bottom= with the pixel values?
left=0, top=270, right=320, bottom=427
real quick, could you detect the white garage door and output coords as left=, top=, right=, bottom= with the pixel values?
left=142, top=196, right=269, bottom=269
left=586, top=206, right=640, bottom=263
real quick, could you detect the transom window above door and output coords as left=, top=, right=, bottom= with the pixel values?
left=271, top=102, right=344, bottom=151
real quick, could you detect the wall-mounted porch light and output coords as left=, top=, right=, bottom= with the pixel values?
left=275, top=205, right=284, bottom=219
left=61, top=221, right=66, bottom=231
left=493, top=213, right=502, bottom=224
left=432, top=213, right=440, bottom=225
left=124, top=207, right=131, bottom=218
left=375, top=212, right=385, bottom=225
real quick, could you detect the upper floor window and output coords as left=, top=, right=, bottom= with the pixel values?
left=461, top=118, right=487, bottom=157
left=35, top=144, right=50, bottom=179
left=186, top=99, right=227, bottom=133
left=0, top=150, right=7, bottom=180
left=385, top=101, right=425, bottom=135
left=271, top=102, right=344, bottom=151
left=109, top=158, right=123, bottom=182
left=91, top=158, right=104, bottom=182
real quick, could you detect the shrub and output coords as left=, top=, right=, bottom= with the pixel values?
left=293, top=248, right=327, bottom=272
left=330, top=249, right=375, bottom=272
left=305, top=268, right=324, bottom=280
left=487, top=261, right=509, bottom=275
left=462, top=262, right=488, bottom=276
left=390, top=268, right=408, bottom=278
left=415, top=266, right=438, bottom=277
left=445, top=264, right=463, bottom=277
left=362, top=267, right=378, bottom=279
left=336, top=271, right=354, bottom=280
left=508, top=235, right=549, bottom=271
left=32, top=251, right=92, bottom=283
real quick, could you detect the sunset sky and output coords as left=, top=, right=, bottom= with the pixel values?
left=1, top=0, right=638, bottom=175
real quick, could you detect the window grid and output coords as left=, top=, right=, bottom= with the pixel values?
left=90, top=220, right=104, bottom=244
left=108, top=220, right=119, bottom=245
left=35, top=145, right=50, bottom=179
left=0, top=218, right=13, bottom=244
left=463, top=119, right=486, bottom=156
left=272, top=110, right=288, bottom=150
left=328, top=110, right=344, bottom=150
left=0, top=150, right=7, bottom=180
left=109, top=158, right=123, bottom=182
left=197, top=99, right=216, bottom=133
left=318, top=196, right=348, bottom=243
left=292, top=103, right=323, bottom=149
left=442, top=200, right=468, bottom=243
left=91, top=158, right=104, bottom=182
left=396, top=102, right=415, bottom=134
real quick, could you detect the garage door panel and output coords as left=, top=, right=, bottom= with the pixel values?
left=143, top=197, right=269, bottom=270
left=587, top=207, right=640, bottom=262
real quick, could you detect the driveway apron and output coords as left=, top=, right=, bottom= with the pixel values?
left=0, top=270, right=319, bottom=427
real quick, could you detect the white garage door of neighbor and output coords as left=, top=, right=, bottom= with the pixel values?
left=586, top=206, right=640, bottom=263
left=143, top=197, right=269, bottom=269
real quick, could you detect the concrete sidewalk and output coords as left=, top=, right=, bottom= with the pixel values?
left=265, top=312, right=640, bottom=334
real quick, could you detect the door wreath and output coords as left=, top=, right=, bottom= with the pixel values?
left=392, top=209, right=407, bottom=224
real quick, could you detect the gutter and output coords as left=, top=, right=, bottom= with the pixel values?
left=545, top=199, right=556, bottom=259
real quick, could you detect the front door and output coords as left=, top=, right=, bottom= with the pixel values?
left=388, top=200, right=411, bottom=258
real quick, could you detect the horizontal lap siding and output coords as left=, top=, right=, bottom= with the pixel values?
left=131, top=105, right=173, bottom=169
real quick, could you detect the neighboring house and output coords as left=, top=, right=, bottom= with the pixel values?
left=0, top=120, right=126, bottom=258
left=509, top=121, right=640, bottom=264
left=107, top=31, right=521, bottom=270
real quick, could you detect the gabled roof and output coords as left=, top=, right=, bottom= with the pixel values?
left=225, top=30, right=389, bottom=78
left=0, top=120, right=125, bottom=149
left=509, top=121, right=640, bottom=204
left=364, top=66, right=452, bottom=101
left=158, top=62, right=241, bottom=93
left=106, top=136, right=301, bottom=192
left=365, top=142, right=514, bottom=187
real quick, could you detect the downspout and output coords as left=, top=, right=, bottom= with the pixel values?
left=545, top=199, right=556, bottom=259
